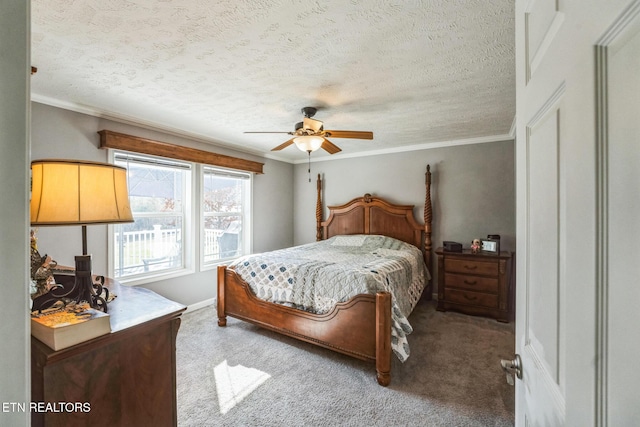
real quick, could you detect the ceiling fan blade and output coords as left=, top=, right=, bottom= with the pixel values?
left=271, top=138, right=296, bottom=151
left=303, top=117, right=323, bottom=132
left=321, top=138, right=342, bottom=154
left=324, top=130, right=373, bottom=139
left=244, top=131, right=293, bottom=134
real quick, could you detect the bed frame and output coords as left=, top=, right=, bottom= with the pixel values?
left=217, top=165, right=432, bottom=386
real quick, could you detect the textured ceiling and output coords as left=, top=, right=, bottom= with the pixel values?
left=31, top=0, right=515, bottom=163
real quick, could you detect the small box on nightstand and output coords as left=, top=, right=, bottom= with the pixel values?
left=443, top=241, right=463, bottom=252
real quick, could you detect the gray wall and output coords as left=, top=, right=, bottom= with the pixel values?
left=31, top=102, right=294, bottom=306
left=293, top=141, right=516, bottom=293
left=0, top=1, right=30, bottom=424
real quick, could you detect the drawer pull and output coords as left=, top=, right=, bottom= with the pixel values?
left=464, top=265, right=478, bottom=270
left=463, top=294, right=477, bottom=301
left=463, top=280, right=478, bottom=285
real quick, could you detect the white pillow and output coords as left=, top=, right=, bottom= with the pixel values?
left=331, top=235, right=367, bottom=247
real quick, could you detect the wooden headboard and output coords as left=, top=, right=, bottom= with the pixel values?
left=315, top=165, right=433, bottom=275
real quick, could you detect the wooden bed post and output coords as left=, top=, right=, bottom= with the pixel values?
left=375, top=292, right=392, bottom=386
left=316, top=173, right=322, bottom=241
left=217, top=265, right=227, bottom=326
left=424, top=165, right=433, bottom=296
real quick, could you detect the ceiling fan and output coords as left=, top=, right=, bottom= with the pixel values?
left=244, top=107, right=373, bottom=154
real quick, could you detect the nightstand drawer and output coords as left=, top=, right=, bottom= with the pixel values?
left=445, top=273, right=499, bottom=293
left=446, top=288, right=498, bottom=309
left=444, top=258, right=498, bottom=276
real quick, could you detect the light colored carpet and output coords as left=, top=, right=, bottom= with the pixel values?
left=176, top=300, right=515, bottom=427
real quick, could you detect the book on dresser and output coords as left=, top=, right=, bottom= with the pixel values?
left=31, top=304, right=111, bottom=350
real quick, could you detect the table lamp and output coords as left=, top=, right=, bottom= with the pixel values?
left=30, top=159, right=134, bottom=312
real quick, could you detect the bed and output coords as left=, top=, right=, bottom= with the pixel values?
left=217, top=165, right=433, bottom=386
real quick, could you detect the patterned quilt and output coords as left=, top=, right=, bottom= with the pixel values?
left=228, top=234, right=430, bottom=362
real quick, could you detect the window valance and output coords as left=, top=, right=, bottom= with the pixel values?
left=98, top=130, right=264, bottom=174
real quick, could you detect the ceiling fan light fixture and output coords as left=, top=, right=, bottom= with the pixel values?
left=294, top=135, right=324, bottom=153
left=247, top=106, right=372, bottom=155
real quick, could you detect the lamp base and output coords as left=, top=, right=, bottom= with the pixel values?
left=31, top=255, right=109, bottom=313
left=73, top=255, right=109, bottom=313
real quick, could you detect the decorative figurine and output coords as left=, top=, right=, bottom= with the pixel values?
left=30, top=229, right=58, bottom=299
left=470, top=238, right=481, bottom=254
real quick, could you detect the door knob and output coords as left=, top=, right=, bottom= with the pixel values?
left=500, top=354, right=522, bottom=386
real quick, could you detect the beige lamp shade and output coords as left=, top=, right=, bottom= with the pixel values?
left=30, top=159, right=134, bottom=226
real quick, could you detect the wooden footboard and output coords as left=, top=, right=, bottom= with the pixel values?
left=217, top=265, right=392, bottom=386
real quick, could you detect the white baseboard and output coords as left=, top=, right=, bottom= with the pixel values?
left=185, top=298, right=215, bottom=313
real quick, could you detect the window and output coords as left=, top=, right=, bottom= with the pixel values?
left=111, top=153, right=192, bottom=281
left=202, top=167, right=251, bottom=267
left=109, top=151, right=252, bottom=283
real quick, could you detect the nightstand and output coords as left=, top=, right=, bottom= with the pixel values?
left=435, top=247, right=513, bottom=322
left=31, top=277, right=186, bottom=427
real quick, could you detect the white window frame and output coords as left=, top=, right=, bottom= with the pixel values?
left=199, top=165, right=252, bottom=271
left=108, top=151, right=195, bottom=286
left=107, top=151, right=253, bottom=284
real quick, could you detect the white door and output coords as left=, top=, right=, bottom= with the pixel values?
left=514, top=0, right=640, bottom=425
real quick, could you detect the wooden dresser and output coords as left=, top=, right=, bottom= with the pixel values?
left=31, top=278, right=186, bottom=427
left=435, top=248, right=513, bottom=322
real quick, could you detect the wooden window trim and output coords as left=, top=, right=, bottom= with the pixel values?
left=98, top=130, right=264, bottom=174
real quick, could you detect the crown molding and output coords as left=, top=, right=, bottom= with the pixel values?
left=292, top=133, right=515, bottom=165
